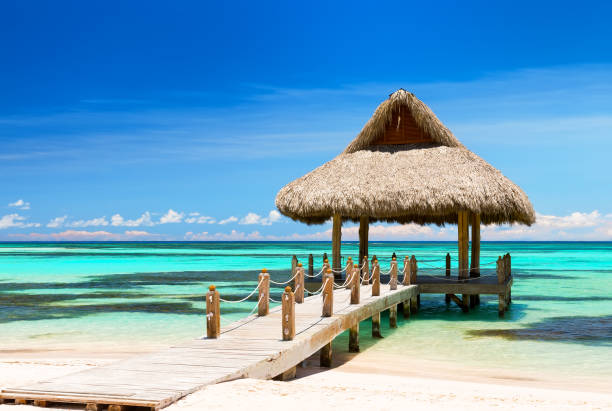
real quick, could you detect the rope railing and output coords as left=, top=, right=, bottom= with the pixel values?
left=218, top=278, right=263, bottom=303
left=204, top=251, right=513, bottom=340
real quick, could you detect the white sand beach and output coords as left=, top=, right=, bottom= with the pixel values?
left=2, top=347, right=611, bottom=411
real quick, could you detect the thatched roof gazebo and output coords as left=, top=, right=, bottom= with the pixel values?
left=275, top=89, right=535, bottom=283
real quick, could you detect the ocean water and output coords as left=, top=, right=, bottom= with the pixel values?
left=1, top=242, right=611, bottom=381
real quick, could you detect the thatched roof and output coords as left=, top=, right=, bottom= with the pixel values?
left=275, top=89, right=535, bottom=226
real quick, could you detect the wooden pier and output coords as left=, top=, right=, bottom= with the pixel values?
left=0, top=253, right=513, bottom=410
left=0, top=282, right=419, bottom=410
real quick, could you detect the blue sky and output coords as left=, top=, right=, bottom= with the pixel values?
left=1, top=1, right=612, bottom=241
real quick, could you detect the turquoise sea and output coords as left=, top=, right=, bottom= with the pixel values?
left=1, top=242, right=611, bottom=382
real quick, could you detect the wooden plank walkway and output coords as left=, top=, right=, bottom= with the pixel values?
left=1, top=283, right=419, bottom=410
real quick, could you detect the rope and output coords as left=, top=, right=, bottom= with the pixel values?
left=269, top=270, right=298, bottom=285
left=219, top=279, right=262, bottom=303
left=305, top=267, right=325, bottom=278
left=220, top=295, right=262, bottom=334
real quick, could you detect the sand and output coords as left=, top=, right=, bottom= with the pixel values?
left=1, top=348, right=611, bottom=410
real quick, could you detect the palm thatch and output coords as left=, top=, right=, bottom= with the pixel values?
left=275, top=89, right=535, bottom=226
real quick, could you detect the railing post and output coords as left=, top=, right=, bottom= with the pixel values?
left=390, top=256, right=398, bottom=290
left=308, top=253, right=314, bottom=277
left=351, top=264, right=360, bottom=304
left=282, top=286, right=295, bottom=341
left=291, top=255, right=298, bottom=278
left=445, top=253, right=451, bottom=304
left=258, top=269, right=270, bottom=316
left=402, top=256, right=410, bottom=285
left=345, top=257, right=353, bottom=289
left=371, top=259, right=380, bottom=296
left=295, top=263, right=304, bottom=304
left=361, top=255, right=369, bottom=285
left=410, top=255, right=418, bottom=283
left=322, top=258, right=330, bottom=274
left=496, top=256, right=504, bottom=284
left=322, top=269, right=334, bottom=317
left=507, top=253, right=512, bottom=304
left=206, top=285, right=220, bottom=339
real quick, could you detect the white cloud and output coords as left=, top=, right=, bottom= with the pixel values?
left=111, top=212, right=154, bottom=227
left=218, top=216, right=238, bottom=225
left=66, top=216, right=109, bottom=228
left=0, top=214, right=40, bottom=229
left=184, top=212, right=216, bottom=224
left=239, top=210, right=283, bottom=226
left=159, top=209, right=184, bottom=224
left=8, top=199, right=30, bottom=210
left=46, top=215, right=68, bottom=228
left=535, top=211, right=600, bottom=228
left=9, top=230, right=159, bottom=241
left=185, top=230, right=263, bottom=241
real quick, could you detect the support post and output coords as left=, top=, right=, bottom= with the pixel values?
left=410, top=296, right=418, bottom=313
left=371, top=259, right=380, bottom=296
left=389, top=257, right=398, bottom=290
left=349, top=323, right=359, bottom=352
left=359, top=216, right=369, bottom=268
left=445, top=253, right=451, bottom=304
left=258, top=269, right=270, bottom=316
left=206, top=285, right=220, bottom=339
left=320, top=341, right=332, bottom=367
left=402, top=256, right=410, bottom=285
left=458, top=210, right=470, bottom=309
left=361, top=255, right=370, bottom=285
left=402, top=299, right=410, bottom=318
left=295, top=263, right=305, bottom=303
left=282, top=286, right=295, bottom=341
left=496, top=257, right=506, bottom=317
left=34, top=400, right=48, bottom=408
left=470, top=213, right=481, bottom=307
left=322, top=270, right=334, bottom=317
left=332, top=214, right=342, bottom=280
left=389, top=305, right=397, bottom=328
left=345, top=257, right=353, bottom=289
left=351, top=264, right=360, bottom=304
left=372, top=311, right=382, bottom=338
left=308, top=253, right=314, bottom=277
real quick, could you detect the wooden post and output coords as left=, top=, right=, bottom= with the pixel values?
left=351, top=264, right=360, bottom=304
left=332, top=213, right=342, bottom=280
left=402, top=256, right=410, bottom=285
left=445, top=253, right=451, bottom=304
left=389, top=257, right=398, bottom=290
left=322, top=270, right=334, bottom=317
left=496, top=256, right=504, bottom=284
left=34, top=400, right=48, bottom=408
left=258, top=269, right=270, bottom=316
left=320, top=341, right=332, bottom=367
left=496, top=257, right=506, bottom=317
left=282, top=286, right=295, bottom=341
left=291, top=255, right=298, bottom=277
left=389, top=305, right=397, bottom=328
left=410, top=296, right=418, bottom=313
left=206, top=285, right=220, bottom=339
left=371, top=259, right=380, bottom=296
left=410, top=255, right=418, bottom=283
left=507, top=253, right=512, bottom=304
left=402, top=298, right=410, bottom=318
left=349, top=323, right=359, bottom=352
left=361, top=255, right=370, bottom=285
left=322, top=258, right=330, bottom=274
left=308, top=253, right=314, bottom=277
left=345, top=257, right=353, bottom=289
left=470, top=213, right=481, bottom=307
left=108, top=405, right=124, bottom=411
left=458, top=210, right=470, bottom=308
left=359, top=216, right=369, bottom=268
left=295, top=263, right=304, bottom=303
left=372, top=311, right=382, bottom=338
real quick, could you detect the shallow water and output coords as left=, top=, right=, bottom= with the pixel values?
left=0, top=241, right=611, bottom=380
